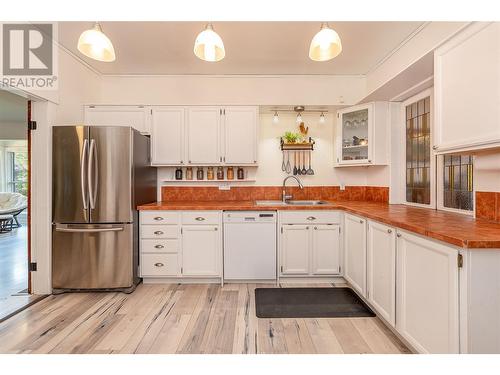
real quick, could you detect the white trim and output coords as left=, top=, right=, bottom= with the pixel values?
left=399, top=88, right=435, bottom=209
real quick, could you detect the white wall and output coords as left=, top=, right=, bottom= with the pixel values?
left=98, top=75, right=365, bottom=106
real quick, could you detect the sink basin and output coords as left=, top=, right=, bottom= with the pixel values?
left=287, top=200, right=331, bottom=206
left=255, top=200, right=331, bottom=206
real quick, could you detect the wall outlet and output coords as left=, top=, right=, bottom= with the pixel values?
left=219, top=184, right=231, bottom=191
left=340, top=183, right=346, bottom=191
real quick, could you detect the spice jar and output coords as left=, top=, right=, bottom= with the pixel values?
left=227, top=166, right=234, bottom=180
left=217, top=166, right=224, bottom=180
left=207, top=166, right=214, bottom=180
left=175, top=168, right=183, bottom=180
left=237, top=167, right=244, bottom=180
left=196, top=167, right=204, bottom=180
left=186, top=167, right=193, bottom=180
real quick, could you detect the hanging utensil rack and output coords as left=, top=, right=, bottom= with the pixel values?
left=280, top=137, right=315, bottom=151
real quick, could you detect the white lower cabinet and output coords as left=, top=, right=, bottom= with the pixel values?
left=181, top=225, right=220, bottom=276
left=280, top=211, right=341, bottom=277
left=140, top=210, right=222, bottom=280
left=396, top=230, right=459, bottom=353
left=367, top=220, right=396, bottom=327
left=344, top=213, right=367, bottom=297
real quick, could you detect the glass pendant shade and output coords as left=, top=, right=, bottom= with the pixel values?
left=273, top=111, right=279, bottom=124
left=77, top=22, right=116, bottom=62
left=319, top=112, right=325, bottom=123
left=309, top=23, right=342, bottom=62
left=194, top=24, right=225, bottom=62
left=296, top=113, right=303, bottom=123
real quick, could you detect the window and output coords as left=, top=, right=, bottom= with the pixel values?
left=440, top=154, right=474, bottom=212
left=405, top=96, right=431, bottom=205
left=5, top=150, right=28, bottom=196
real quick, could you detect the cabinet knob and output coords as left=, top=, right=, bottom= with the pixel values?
left=154, top=231, right=164, bottom=235
left=154, top=217, right=163, bottom=221
left=432, top=145, right=438, bottom=150
left=306, top=216, right=316, bottom=221
left=387, top=229, right=392, bottom=234
left=306, top=226, right=309, bottom=230
left=180, top=160, right=184, bottom=164
left=154, top=263, right=164, bottom=267
left=154, top=244, right=164, bottom=249
left=397, top=233, right=402, bottom=238
left=195, top=217, right=205, bottom=221
left=214, top=227, right=218, bottom=231
left=188, top=160, right=191, bottom=164
left=314, top=226, right=317, bottom=230
left=359, top=220, right=364, bottom=224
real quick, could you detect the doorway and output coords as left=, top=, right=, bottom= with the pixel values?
left=0, top=90, right=38, bottom=321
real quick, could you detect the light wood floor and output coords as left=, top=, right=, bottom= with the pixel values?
left=0, top=283, right=410, bottom=354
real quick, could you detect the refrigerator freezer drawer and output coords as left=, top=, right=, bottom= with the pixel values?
left=140, top=253, right=180, bottom=277
left=52, top=223, right=133, bottom=290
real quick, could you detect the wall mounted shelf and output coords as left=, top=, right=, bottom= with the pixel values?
left=280, top=137, right=315, bottom=151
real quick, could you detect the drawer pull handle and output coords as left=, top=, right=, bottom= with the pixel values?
left=154, top=217, right=164, bottom=221
left=154, top=231, right=164, bottom=235
left=387, top=229, right=392, bottom=234
left=306, top=216, right=316, bottom=221
left=154, top=244, right=164, bottom=249
left=195, top=217, right=205, bottom=221
left=154, top=262, right=164, bottom=267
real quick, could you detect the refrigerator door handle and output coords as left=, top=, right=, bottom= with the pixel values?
left=88, top=139, right=98, bottom=209
left=54, top=226, right=124, bottom=233
left=80, top=139, right=89, bottom=210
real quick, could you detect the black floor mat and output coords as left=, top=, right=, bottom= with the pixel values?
left=255, top=287, right=376, bottom=318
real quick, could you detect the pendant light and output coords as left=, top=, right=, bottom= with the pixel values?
left=77, top=22, right=116, bottom=62
left=294, top=106, right=304, bottom=123
left=194, top=23, right=225, bottom=62
left=319, top=112, right=326, bottom=124
left=309, top=22, right=342, bottom=62
left=296, top=113, right=303, bottom=123
left=273, top=111, right=279, bottom=124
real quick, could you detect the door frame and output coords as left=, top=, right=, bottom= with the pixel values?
left=27, top=100, right=32, bottom=293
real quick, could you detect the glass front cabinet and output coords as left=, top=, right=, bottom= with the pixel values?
left=335, top=102, right=389, bottom=167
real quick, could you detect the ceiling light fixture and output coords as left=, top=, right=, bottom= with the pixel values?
left=319, top=112, right=325, bottom=124
left=77, top=22, right=116, bottom=62
left=194, top=23, right=225, bottom=62
left=273, top=111, right=279, bottom=124
left=309, top=22, right=342, bottom=62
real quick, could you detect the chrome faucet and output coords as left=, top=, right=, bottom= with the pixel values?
left=282, top=176, right=304, bottom=203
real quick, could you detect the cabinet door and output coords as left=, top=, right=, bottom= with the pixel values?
left=151, top=107, right=185, bottom=165
left=434, top=23, right=500, bottom=153
left=336, top=103, right=373, bottom=165
left=367, top=220, right=396, bottom=326
left=311, top=225, right=340, bottom=275
left=396, top=230, right=459, bottom=353
left=186, top=107, right=221, bottom=164
left=281, top=225, right=310, bottom=275
left=84, top=105, right=150, bottom=133
left=222, top=106, right=258, bottom=164
left=344, top=213, right=367, bottom=296
left=181, top=225, right=220, bottom=276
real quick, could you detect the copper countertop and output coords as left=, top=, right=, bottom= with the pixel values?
left=138, top=200, right=500, bottom=249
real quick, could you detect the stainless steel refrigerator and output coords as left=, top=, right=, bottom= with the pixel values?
left=52, top=126, right=156, bottom=293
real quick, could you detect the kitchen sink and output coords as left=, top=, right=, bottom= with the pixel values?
left=255, top=200, right=331, bottom=206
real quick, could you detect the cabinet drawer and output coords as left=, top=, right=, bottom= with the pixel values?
left=181, top=211, right=220, bottom=225
left=141, top=225, right=179, bottom=239
left=140, top=211, right=180, bottom=225
left=140, top=239, right=179, bottom=254
left=280, top=211, right=341, bottom=224
left=141, top=253, right=180, bottom=277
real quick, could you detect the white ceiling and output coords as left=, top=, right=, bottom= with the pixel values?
left=58, top=22, right=425, bottom=75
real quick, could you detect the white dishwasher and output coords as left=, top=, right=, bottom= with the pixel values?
left=223, top=211, right=277, bottom=281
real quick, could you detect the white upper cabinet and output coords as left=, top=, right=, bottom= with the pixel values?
left=367, top=220, right=396, bottom=327
left=334, top=102, right=389, bottom=167
left=434, top=22, right=500, bottom=153
left=186, top=107, right=221, bottom=165
left=84, top=105, right=150, bottom=134
left=151, top=107, right=185, bottom=165
left=396, top=230, right=459, bottom=353
left=222, top=106, right=258, bottom=164
left=344, top=213, right=367, bottom=297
